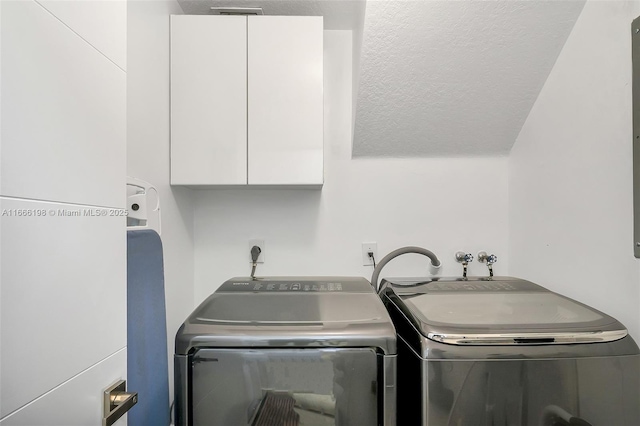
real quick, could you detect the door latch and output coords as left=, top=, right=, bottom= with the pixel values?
left=103, top=380, right=138, bottom=426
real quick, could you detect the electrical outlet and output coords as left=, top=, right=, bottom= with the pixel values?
left=361, top=242, right=377, bottom=266
left=249, top=239, right=265, bottom=263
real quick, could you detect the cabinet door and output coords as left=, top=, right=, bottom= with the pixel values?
left=247, top=16, right=324, bottom=186
left=171, top=15, right=248, bottom=185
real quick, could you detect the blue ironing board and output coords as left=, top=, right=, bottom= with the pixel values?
left=127, top=230, right=170, bottom=426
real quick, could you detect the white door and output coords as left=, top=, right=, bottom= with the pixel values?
left=0, top=1, right=128, bottom=425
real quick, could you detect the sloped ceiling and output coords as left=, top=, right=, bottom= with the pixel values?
left=176, top=0, right=586, bottom=157
left=353, top=0, right=586, bottom=157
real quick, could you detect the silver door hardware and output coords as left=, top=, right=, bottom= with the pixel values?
left=455, top=251, right=473, bottom=278
left=477, top=251, right=498, bottom=277
left=103, top=380, right=138, bottom=426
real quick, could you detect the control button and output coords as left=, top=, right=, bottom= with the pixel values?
left=292, top=283, right=300, bottom=290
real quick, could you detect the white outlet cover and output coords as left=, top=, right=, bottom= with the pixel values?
left=249, top=239, right=265, bottom=263
left=361, top=242, right=377, bottom=266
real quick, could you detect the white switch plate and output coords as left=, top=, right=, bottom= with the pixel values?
left=362, top=242, right=377, bottom=266
left=249, top=239, right=265, bottom=263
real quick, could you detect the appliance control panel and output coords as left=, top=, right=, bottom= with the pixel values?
left=388, top=277, right=545, bottom=293
left=428, top=282, right=519, bottom=291
left=219, top=280, right=350, bottom=292
left=250, top=281, right=343, bottom=292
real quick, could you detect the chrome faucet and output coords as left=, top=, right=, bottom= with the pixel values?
left=455, top=251, right=474, bottom=279
left=477, top=251, right=498, bottom=277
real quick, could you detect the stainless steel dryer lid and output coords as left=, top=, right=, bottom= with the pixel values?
left=382, top=277, right=627, bottom=345
left=175, top=277, right=397, bottom=355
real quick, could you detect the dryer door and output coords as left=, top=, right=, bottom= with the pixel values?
left=191, top=347, right=379, bottom=426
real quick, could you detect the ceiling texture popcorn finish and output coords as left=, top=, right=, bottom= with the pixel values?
left=353, top=0, right=586, bottom=157
left=176, top=0, right=585, bottom=157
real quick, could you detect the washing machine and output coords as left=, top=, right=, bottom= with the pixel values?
left=378, top=276, right=640, bottom=426
left=174, top=277, right=397, bottom=426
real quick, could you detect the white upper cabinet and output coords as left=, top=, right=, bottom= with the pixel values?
left=170, top=15, right=324, bottom=187
left=171, top=15, right=248, bottom=185
left=247, top=16, right=324, bottom=186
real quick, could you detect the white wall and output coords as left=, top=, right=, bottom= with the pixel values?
left=193, top=30, right=510, bottom=302
left=510, top=0, right=640, bottom=340
left=127, top=0, right=194, bottom=403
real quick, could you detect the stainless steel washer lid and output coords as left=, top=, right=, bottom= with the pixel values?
left=383, top=277, right=627, bottom=345
left=176, top=277, right=397, bottom=354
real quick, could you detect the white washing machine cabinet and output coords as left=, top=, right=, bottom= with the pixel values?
left=379, top=276, right=640, bottom=426
left=175, top=277, right=397, bottom=426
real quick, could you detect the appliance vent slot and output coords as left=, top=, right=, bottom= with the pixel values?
left=210, top=7, right=264, bottom=15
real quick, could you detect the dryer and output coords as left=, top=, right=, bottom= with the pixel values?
left=379, top=276, right=640, bottom=426
left=175, top=277, right=397, bottom=426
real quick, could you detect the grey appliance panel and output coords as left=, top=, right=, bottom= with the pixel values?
left=175, top=276, right=398, bottom=426
left=217, top=276, right=373, bottom=293
left=383, top=277, right=545, bottom=293
left=393, top=334, right=640, bottom=426
left=176, top=277, right=396, bottom=355
left=421, top=353, right=640, bottom=426
left=380, top=277, right=628, bottom=345
left=381, top=276, right=640, bottom=425
left=193, top=293, right=384, bottom=324
left=191, top=348, right=379, bottom=426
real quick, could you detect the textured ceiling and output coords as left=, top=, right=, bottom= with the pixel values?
left=176, top=0, right=585, bottom=158
left=177, top=0, right=366, bottom=30
left=353, top=0, right=585, bottom=157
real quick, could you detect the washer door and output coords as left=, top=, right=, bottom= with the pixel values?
left=191, top=348, right=379, bottom=426
left=403, top=291, right=626, bottom=344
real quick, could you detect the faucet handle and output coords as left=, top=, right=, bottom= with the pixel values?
left=455, top=251, right=474, bottom=264
left=455, top=251, right=473, bottom=279
left=477, top=251, right=497, bottom=265
left=477, top=251, right=497, bottom=277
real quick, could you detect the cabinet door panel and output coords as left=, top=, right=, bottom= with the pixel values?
left=248, top=16, right=323, bottom=185
left=171, top=15, right=247, bottom=185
